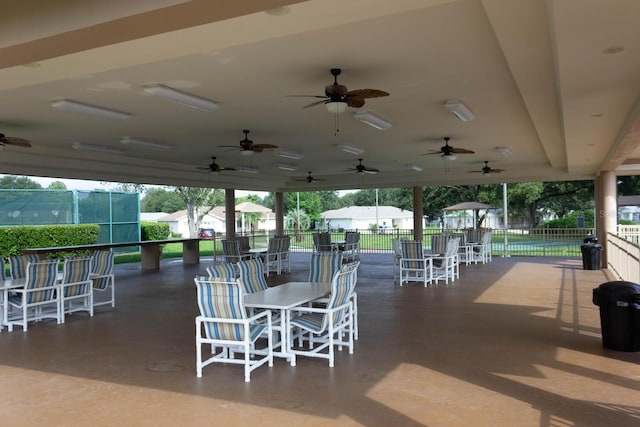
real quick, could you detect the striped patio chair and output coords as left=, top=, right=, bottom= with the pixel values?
left=428, top=237, right=460, bottom=285
left=288, top=264, right=358, bottom=367
left=237, top=258, right=269, bottom=294
left=237, top=236, right=250, bottom=254
left=278, top=236, right=291, bottom=274
left=6, top=260, right=61, bottom=331
left=315, top=232, right=333, bottom=252
left=59, top=256, right=94, bottom=321
left=467, top=229, right=483, bottom=245
left=308, top=251, right=344, bottom=284
left=9, top=254, right=40, bottom=279
left=399, top=240, right=432, bottom=287
left=90, top=250, right=115, bottom=308
left=0, top=258, right=6, bottom=280
left=429, top=235, right=449, bottom=255
left=221, top=239, right=250, bottom=264
left=206, top=262, right=237, bottom=280
left=194, top=276, right=273, bottom=382
left=263, top=237, right=282, bottom=276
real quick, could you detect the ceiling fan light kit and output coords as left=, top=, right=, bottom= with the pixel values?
left=240, top=149, right=254, bottom=156
left=337, top=144, right=365, bottom=155
left=51, top=99, right=131, bottom=120
left=326, top=101, right=347, bottom=114
left=142, top=84, right=218, bottom=111
left=444, top=100, right=475, bottom=122
left=276, top=150, right=304, bottom=160
left=120, top=137, right=171, bottom=151
left=72, top=142, right=124, bottom=155
left=441, top=153, right=457, bottom=161
left=353, top=110, right=392, bottom=130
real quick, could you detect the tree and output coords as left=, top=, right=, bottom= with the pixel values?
left=110, top=182, right=146, bottom=193
left=141, top=188, right=185, bottom=212
left=0, top=175, right=42, bottom=189
left=286, top=208, right=310, bottom=240
left=284, top=192, right=323, bottom=224
left=173, top=186, right=216, bottom=237
left=47, top=181, right=67, bottom=190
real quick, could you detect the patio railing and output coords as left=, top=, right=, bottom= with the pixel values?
left=606, top=231, right=640, bottom=282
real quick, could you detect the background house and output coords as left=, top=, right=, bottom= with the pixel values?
left=320, top=206, right=414, bottom=231
left=158, top=206, right=226, bottom=237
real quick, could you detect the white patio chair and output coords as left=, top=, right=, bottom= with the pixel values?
left=399, top=240, right=432, bottom=287
left=8, top=254, right=40, bottom=279
left=59, top=256, right=94, bottom=321
left=194, top=276, right=273, bottom=382
left=90, top=250, right=115, bottom=308
left=263, top=237, right=282, bottom=276
left=428, top=237, right=460, bottom=284
left=6, top=260, right=61, bottom=331
left=287, top=264, right=358, bottom=367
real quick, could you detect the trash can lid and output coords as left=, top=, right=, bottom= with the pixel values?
left=594, top=281, right=640, bottom=296
left=584, top=236, right=598, bottom=243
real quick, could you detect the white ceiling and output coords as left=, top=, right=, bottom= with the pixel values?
left=1, top=0, right=639, bottom=192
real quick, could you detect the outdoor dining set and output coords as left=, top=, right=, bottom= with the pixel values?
left=196, top=248, right=360, bottom=382
left=0, top=251, right=115, bottom=332
left=393, top=229, right=492, bottom=287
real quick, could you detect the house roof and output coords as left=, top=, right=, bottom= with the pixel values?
left=321, top=206, right=412, bottom=220
left=140, top=212, right=169, bottom=221
left=618, top=196, right=640, bottom=207
left=235, top=202, right=273, bottom=214
left=158, top=206, right=226, bottom=222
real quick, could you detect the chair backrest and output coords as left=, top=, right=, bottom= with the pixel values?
left=62, top=257, right=93, bottom=297
left=451, top=233, right=466, bottom=245
left=237, top=236, right=250, bottom=253
left=9, top=254, right=40, bottom=279
left=308, top=252, right=343, bottom=283
left=25, top=260, right=60, bottom=303
left=430, top=235, right=449, bottom=255
left=0, top=258, right=6, bottom=281
left=482, top=231, right=492, bottom=245
left=221, top=239, right=241, bottom=262
left=206, top=262, right=236, bottom=280
left=400, top=240, right=424, bottom=268
left=317, top=232, right=333, bottom=251
left=345, top=231, right=359, bottom=244
left=391, top=239, right=402, bottom=257
left=267, top=237, right=280, bottom=254
left=91, top=250, right=115, bottom=290
left=279, top=235, right=290, bottom=252
left=445, top=237, right=460, bottom=257
left=194, top=276, right=247, bottom=340
left=237, top=258, right=268, bottom=294
left=467, top=229, right=483, bottom=244
left=325, top=266, right=358, bottom=328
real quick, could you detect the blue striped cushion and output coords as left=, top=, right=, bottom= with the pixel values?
left=308, top=252, right=343, bottom=283
left=430, top=236, right=448, bottom=255
left=62, top=257, right=92, bottom=297
left=0, top=258, right=5, bottom=280
left=25, top=261, right=59, bottom=303
left=207, top=262, right=236, bottom=279
left=195, top=277, right=265, bottom=341
left=237, top=259, right=268, bottom=294
left=401, top=240, right=424, bottom=268
left=91, top=251, right=114, bottom=290
left=9, top=254, right=39, bottom=279
left=290, top=312, right=324, bottom=332
left=467, top=229, right=483, bottom=244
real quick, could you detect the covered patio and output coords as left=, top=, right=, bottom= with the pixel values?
left=1, top=254, right=636, bottom=426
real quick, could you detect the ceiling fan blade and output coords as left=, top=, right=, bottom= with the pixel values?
left=221, top=167, right=237, bottom=171
left=491, top=169, right=505, bottom=173
left=347, top=89, right=389, bottom=99
left=255, top=144, right=278, bottom=149
left=251, top=146, right=263, bottom=153
left=302, top=99, right=329, bottom=109
left=450, top=147, right=475, bottom=154
left=196, top=166, right=210, bottom=170
left=286, top=95, right=326, bottom=98
left=325, top=84, right=348, bottom=97
left=1, top=136, right=31, bottom=147
left=346, top=96, right=365, bottom=108
left=364, top=168, right=379, bottom=174
left=422, top=151, right=442, bottom=155
left=217, top=145, right=239, bottom=148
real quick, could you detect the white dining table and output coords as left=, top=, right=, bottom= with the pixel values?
left=244, top=281, right=331, bottom=365
left=0, top=278, right=26, bottom=332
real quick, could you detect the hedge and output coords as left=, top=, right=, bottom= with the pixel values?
left=0, top=224, right=100, bottom=258
left=141, top=221, right=171, bottom=241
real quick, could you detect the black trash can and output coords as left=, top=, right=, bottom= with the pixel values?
left=592, top=281, right=640, bottom=351
left=583, top=236, right=598, bottom=244
left=581, top=243, right=602, bottom=270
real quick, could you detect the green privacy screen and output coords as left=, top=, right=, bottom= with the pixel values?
left=0, top=190, right=140, bottom=248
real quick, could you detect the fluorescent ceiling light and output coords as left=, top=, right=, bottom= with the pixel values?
left=353, top=111, right=392, bottom=130
left=444, top=100, right=475, bottom=122
left=120, top=137, right=171, bottom=151
left=237, top=166, right=258, bottom=173
left=276, top=150, right=304, bottom=160
left=72, top=142, right=124, bottom=155
left=496, top=146, right=512, bottom=158
left=143, top=84, right=218, bottom=111
left=52, top=99, right=131, bottom=120
left=277, top=164, right=297, bottom=171
left=336, top=144, right=365, bottom=155
left=408, top=164, right=423, bottom=172
left=326, top=101, right=347, bottom=114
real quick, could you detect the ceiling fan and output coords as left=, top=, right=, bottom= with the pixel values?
left=346, top=158, right=379, bottom=175
left=0, top=132, right=31, bottom=149
left=469, top=161, right=505, bottom=175
left=423, top=137, right=474, bottom=160
left=295, top=171, right=325, bottom=184
left=290, top=68, right=389, bottom=113
left=196, top=157, right=236, bottom=174
left=218, top=130, right=278, bottom=155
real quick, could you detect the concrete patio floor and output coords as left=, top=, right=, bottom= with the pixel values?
left=1, top=253, right=638, bottom=426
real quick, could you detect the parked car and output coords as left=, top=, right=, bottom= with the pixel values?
left=198, top=228, right=215, bottom=239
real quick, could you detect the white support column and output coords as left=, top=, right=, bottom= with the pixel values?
left=595, top=171, right=617, bottom=267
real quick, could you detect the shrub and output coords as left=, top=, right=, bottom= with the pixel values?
left=0, top=224, right=99, bottom=258
left=141, top=222, right=171, bottom=240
